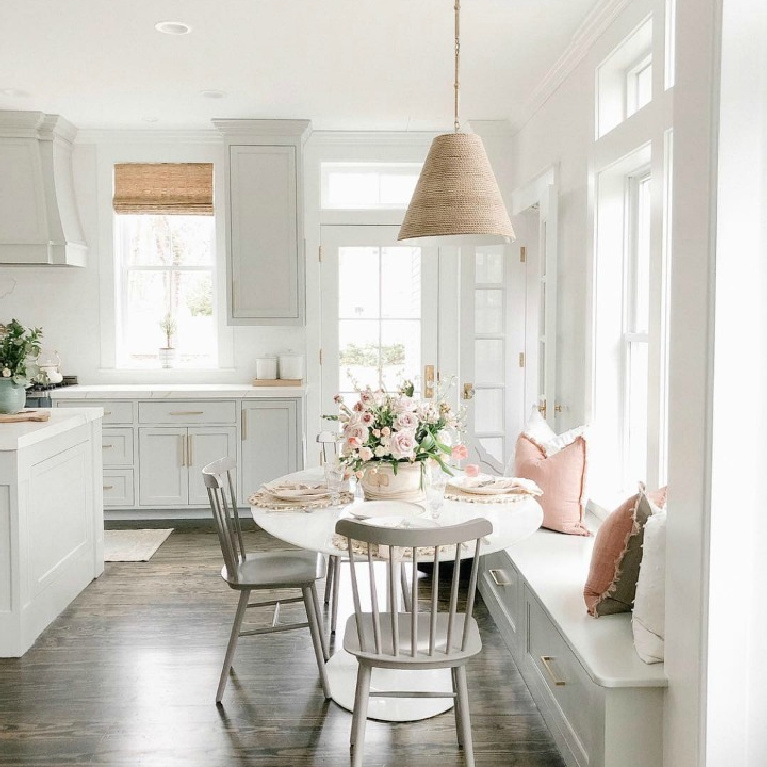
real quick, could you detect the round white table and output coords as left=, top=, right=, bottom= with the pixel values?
left=250, top=469, right=543, bottom=722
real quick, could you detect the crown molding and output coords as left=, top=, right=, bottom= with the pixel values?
left=517, top=0, right=632, bottom=132
left=74, top=128, right=222, bottom=145
left=308, top=130, right=438, bottom=148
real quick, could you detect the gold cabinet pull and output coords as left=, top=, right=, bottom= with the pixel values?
left=541, top=656, right=566, bottom=686
left=489, top=569, right=511, bottom=587
left=169, top=411, right=204, bottom=416
left=424, top=364, right=435, bottom=398
left=463, top=382, right=475, bottom=400
left=104, top=410, right=112, bottom=415
left=241, top=410, right=248, bottom=441
left=102, top=444, right=113, bottom=449
left=103, top=485, right=113, bottom=491
left=187, top=434, right=193, bottom=467
left=180, top=435, right=187, bottom=467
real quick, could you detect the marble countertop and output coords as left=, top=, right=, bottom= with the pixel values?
left=49, top=383, right=307, bottom=400
left=0, top=407, right=103, bottom=451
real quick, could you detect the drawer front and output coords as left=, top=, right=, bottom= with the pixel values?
left=102, top=470, right=135, bottom=507
left=526, top=587, right=601, bottom=767
left=138, top=401, right=236, bottom=425
left=57, top=399, right=135, bottom=425
left=102, top=428, right=134, bottom=466
left=481, top=551, right=522, bottom=646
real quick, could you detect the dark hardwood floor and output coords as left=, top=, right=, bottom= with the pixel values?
left=0, top=525, right=564, bottom=766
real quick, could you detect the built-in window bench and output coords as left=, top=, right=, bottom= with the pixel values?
left=479, top=513, right=666, bottom=767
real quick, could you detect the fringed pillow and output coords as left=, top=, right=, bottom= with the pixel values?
left=583, top=486, right=667, bottom=617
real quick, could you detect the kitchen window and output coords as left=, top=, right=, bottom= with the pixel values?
left=112, top=163, right=217, bottom=368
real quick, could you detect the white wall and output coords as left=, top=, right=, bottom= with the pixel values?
left=0, top=132, right=304, bottom=385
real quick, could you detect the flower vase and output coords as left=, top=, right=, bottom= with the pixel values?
left=0, top=379, right=27, bottom=414
left=361, top=462, right=425, bottom=503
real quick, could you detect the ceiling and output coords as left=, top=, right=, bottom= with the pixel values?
left=0, top=0, right=600, bottom=131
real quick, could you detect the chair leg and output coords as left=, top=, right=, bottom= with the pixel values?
left=451, top=667, right=464, bottom=747
left=310, top=581, right=330, bottom=661
left=216, top=589, right=251, bottom=704
left=455, top=665, right=475, bottom=767
left=331, top=555, right=341, bottom=635
left=350, top=663, right=372, bottom=767
left=324, top=555, right=337, bottom=605
left=303, top=587, right=331, bottom=699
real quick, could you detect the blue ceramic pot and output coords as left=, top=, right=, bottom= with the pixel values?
left=0, top=379, right=27, bottom=414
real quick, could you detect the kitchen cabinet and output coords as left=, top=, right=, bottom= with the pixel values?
left=240, top=399, right=302, bottom=501
left=53, top=388, right=306, bottom=518
left=138, top=426, right=237, bottom=507
left=214, top=119, right=311, bottom=326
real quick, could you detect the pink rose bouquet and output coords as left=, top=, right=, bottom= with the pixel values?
left=330, top=380, right=465, bottom=476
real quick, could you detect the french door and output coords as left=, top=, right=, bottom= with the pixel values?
left=320, top=226, right=439, bottom=416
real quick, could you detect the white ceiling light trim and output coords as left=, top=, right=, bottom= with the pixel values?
left=154, top=21, right=192, bottom=35
left=398, top=0, right=515, bottom=245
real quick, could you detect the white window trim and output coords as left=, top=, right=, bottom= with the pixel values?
left=91, top=135, right=234, bottom=380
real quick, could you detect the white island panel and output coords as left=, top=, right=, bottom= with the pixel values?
left=0, top=408, right=104, bottom=657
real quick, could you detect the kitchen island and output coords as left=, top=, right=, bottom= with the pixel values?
left=0, top=408, right=104, bottom=656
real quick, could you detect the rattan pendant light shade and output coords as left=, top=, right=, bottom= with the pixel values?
left=398, top=133, right=515, bottom=244
left=398, top=0, right=515, bottom=245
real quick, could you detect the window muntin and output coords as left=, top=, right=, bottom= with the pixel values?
left=115, top=214, right=217, bottom=368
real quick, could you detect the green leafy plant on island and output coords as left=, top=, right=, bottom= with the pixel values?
left=0, top=319, right=43, bottom=385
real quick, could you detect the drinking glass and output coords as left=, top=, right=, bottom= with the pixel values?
left=426, top=468, right=448, bottom=519
left=323, top=459, right=346, bottom=506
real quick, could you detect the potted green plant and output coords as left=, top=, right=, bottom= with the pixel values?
left=158, top=314, right=176, bottom=368
left=0, top=319, right=43, bottom=414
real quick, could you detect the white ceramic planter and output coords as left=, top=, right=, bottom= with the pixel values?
left=361, top=462, right=425, bottom=503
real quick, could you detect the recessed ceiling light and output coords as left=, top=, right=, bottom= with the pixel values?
left=155, top=21, right=191, bottom=35
left=0, top=88, right=29, bottom=97
left=200, top=90, right=227, bottom=99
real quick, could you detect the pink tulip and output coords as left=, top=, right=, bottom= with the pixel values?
left=452, top=444, right=469, bottom=460
left=465, top=463, right=480, bottom=477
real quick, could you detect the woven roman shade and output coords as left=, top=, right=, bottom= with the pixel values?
left=113, top=163, right=214, bottom=215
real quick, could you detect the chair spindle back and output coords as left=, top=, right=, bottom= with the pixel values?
left=203, top=457, right=246, bottom=581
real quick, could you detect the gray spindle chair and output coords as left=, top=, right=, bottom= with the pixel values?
left=335, top=517, right=493, bottom=767
left=203, top=457, right=330, bottom=704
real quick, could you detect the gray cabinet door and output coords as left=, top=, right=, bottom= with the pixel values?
left=187, top=426, right=237, bottom=506
left=228, top=145, right=301, bottom=324
left=138, top=428, right=188, bottom=507
left=240, top=400, right=302, bottom=500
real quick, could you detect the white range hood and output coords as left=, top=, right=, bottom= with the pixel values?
left=0, top=111, right=87, bottom=266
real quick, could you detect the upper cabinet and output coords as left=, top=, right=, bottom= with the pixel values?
left=214, top=119, right=311, bottom=325
left=0, top=111, right=87, bottom=266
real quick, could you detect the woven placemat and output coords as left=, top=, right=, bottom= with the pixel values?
left=444, top=486, right=532, bottom=504
left=248, top=490, right=354, bottom=512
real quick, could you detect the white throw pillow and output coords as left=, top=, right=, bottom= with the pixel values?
left=632, top=507, right=667, bottom=663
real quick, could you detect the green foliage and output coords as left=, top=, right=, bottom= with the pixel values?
left=339, top=342, right=405, bottom=367
left=0, top=319, right=43, bottom=384
left=159, top=314, right=176, bottom=348
left=186, top=276, right=213, bottom=317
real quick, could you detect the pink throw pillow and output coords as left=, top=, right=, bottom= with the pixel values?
left=583, top=487, right=667, bottom=617
left=514, top=433, right=589, bottom=536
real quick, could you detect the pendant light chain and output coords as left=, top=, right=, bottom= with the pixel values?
left=454, top=0, right=461, bottom=132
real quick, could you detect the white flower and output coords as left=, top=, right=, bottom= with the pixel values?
left=1, top=368, right=10, bottom=378
left=395, top=411, right=419, bottom=430
left=390, top=429, right=417, bottom=459
left=391, top=395, right=417, bottom=414
left=358, top=446, right=373, bottom=461
left=374, top=445, right=389, bottom=458
left=437, top=429, right=453, bottom=447
left=344, top=422, right=369, bottom=443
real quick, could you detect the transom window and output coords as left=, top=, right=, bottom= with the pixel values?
left=320, top=163, right=421, bottom=210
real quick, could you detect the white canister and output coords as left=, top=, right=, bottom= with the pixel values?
left=255, top=357, right=278, bottom=380
left=278, top=354, right=304, bottom=380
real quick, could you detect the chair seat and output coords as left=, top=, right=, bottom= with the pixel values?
left=343, top=611, right=482, bottom=665
left=222, top=550, right=326, bottom=590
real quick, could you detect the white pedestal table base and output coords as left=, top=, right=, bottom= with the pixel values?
left=327, top=648, right=454, bottom=722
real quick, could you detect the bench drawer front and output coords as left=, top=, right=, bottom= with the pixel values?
left=138, top=401, right=236, bottom=425
left=102, top=428, right=134, bottom=466
left=57, top=399, right=135, bottom=425
left=481, top=551, right=522, bottom=650
left=102, top=470, right=135, bottom=507
left=526, top=587, right=602, bottom=767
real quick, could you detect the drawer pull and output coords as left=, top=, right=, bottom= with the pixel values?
left=489, top=569, right=511, bottom=587
left=104, top=410, right=112, bottom=415
left=169, top=411, right=204, bottom=416
left=541, top=655, right=566, bottom=686
left=102, top=444, right=113, bottom=449
left=103, top=485, right=113, bottom=490
left=241, top=410, right=248, bottom=440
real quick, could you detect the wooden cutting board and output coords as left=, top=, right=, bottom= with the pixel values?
left=0, top=410, right=51, bottom=423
